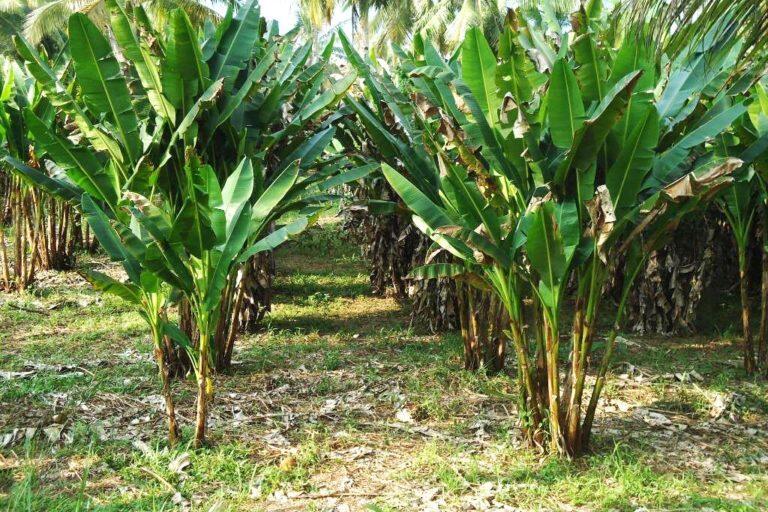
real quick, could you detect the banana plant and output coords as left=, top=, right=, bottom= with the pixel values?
left=715, top=81, right=768, bottom=375
left=0, top=55, right=82, bottom=289
left=2, top=21, right=188, bottom=442
left=5, top=0, right=356, bottom=447
left=84, top=195, right=185, bottom=445
left=747, top=82, right=768, bottom=374
left=369, top=3, right=748, bottom=456
left=193, top=18, right=357, bottom=371
left=718, top=170, right=759, bottom=373
left=110, top=155, right=329, bottom=447
left=335, top=27, right=438, bottom=304
left=337, top=31, right=508, bottom=369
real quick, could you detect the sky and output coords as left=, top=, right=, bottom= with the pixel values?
left=259, top=1, right=299, bottom=30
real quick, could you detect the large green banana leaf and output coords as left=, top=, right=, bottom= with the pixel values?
left=25, top=111, right=119, bottom=205
left=554, top=70, right=642, bottom=187
left=68, top=13, right=142, bottom=168
left=204, top=204, right=252, bottom=311
left=82, top=195, right=142, bottom=282
left=462, top=27, right=501, bottom=126
left=107, top=0, right=175, bottom=124
left=3, top=155, right=82, bottom=203
left=208, top=0, right=261, bottom=90
left=548, top=59, right=585, bottom=149
left=13, top=37, right=124, bottom=165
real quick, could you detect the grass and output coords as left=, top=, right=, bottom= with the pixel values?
left=1, top=216, right=767, bottom=511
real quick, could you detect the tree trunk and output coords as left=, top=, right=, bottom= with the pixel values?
left=37, top=194, right=77, bottom=271
left=456, top=284, right=507, bottom=372
left=215, top=252, right=274, bottom=369
left=485, top=295, right=507, bottom=374
left=194, top=330, right=210, bottom=448
left=759, top=206, right=768, bottom=373
left=581, top=328, right=619, bottom=450
left=456, top=283, right=477, bottom=371
left=179, top=252, right=274, bottom=374
left=565, top=298, right=585, bottom=457
left=740, top=262, right=756, bottom=375
left=508, top=319, right=543, bottom=447
left=175, top=299, right=198, bottom=377
left=235, top=252, right=274, bottom=332
left=543, top=316, right=564, bottom=455
left=1, top=176, right=42, bottom=291
left=481, top=295, right=507, bottom=373
left=358, top=6, right=370, bottom=51
left=153, top=346, right=180, bottom=446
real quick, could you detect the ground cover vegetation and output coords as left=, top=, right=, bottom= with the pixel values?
left=1, top=0, right=768, bottom=509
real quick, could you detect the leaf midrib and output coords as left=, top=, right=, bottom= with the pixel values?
left=76, top=16, right=137, bottom=166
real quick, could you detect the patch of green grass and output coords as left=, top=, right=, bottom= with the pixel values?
left=1, top=469, right=176, bottom=511
left=252, top=439, right=323, bottom=498
left=3, top=467, right=92, bottom=512
left=0, top=439, right=176, bottom=512
left=403, top=441, right=765, bottom=511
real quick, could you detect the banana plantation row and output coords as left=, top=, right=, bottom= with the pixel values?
left=1, top=0, right=767, bottom=459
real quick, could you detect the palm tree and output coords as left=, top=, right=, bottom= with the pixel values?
left=0, top=17, right=21, bottom=55
left=299, top=0, right=335, bottom=28
left=0, top=0, right=222, bottom=44
left=366, top=0, right=411, bottom=50
left=620, top=0, right=768, bottom=62
left=409, top=0, right=503, bottom=52
left=300, top=0, right=393, bottom=48
left=298, top=0, right=505, bottom=55
left=0, top=0, right=36, bottom=53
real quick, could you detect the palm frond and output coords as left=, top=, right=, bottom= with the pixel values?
left=412, top=0, right=456, bottom=34
left=0, top=0, right=24, bottom=13
left=619, top=0, right=768, bottom=62
left=23, top=0, right=78, bottom=43
left=300, top=0, right=336, bottom=28
left=21, top=0, right=221, bottom=45
left=370, top=0, right=414, bottom=49
left=145, top=0, right=221, bottom=29
left=445, top=0, right=486, bottom=47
